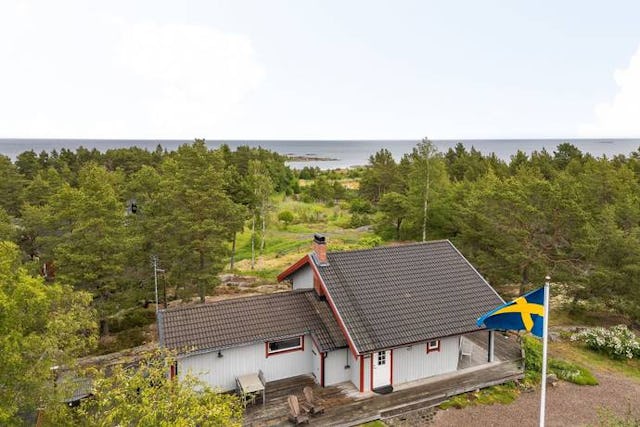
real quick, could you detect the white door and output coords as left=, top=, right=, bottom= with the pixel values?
left=311, top=346, right=322, bottom=385
left=372, top=350, right=391, bottom=388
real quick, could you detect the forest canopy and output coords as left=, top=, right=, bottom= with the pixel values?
left=1, top=139, right=640, bottom=344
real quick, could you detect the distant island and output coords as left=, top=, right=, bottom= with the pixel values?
left=285, top=153, right=339, bottom=162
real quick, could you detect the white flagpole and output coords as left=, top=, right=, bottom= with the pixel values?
left=539, top=276, right=551, bottom=427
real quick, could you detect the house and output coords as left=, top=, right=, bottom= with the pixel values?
left=157, top=235, right=507, bottom=394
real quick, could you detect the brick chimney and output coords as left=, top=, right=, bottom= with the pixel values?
left=312, top=233, right=328, bottom=265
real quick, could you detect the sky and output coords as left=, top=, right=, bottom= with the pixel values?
left=1, top=0, right=640, bottom=140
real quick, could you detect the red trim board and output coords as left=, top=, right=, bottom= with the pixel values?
left=276, top=254, right=310, bottom=282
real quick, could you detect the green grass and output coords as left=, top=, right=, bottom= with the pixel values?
left=358, top=421, right=387, bottom=427
left=551, top=340, right=640, bottom=382
left=439, top=382, right=519, bottom=410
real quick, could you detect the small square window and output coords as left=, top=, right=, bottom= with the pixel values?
left=426, top=340, right=440, bottom=353
left=377, top=351, right=386, bottom=365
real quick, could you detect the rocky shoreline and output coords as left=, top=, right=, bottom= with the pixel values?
left=285, top=153, right=339, bottom=162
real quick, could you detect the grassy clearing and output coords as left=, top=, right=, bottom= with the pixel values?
left=227, top=197, right=374, bottom=279
left=550, top=340, right=640, bottom=382
left=439, top=382, right=519, bottom=410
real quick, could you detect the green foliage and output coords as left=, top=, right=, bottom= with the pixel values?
left=277, top=210, right=295, bottom=228
left=375, top=192, right=410, bottom=240
left=147, top=141, right=246, bottom=302
left=108, top=308, right=156, bottom=334
left=0, top=208, right=17, bottom=243
left=548, top=358, right=598, bottom=385
left=0, top=242, right=97, bottom=424
left=359, top=149, right=403, bottom=203
left=45, top=350, right=243, bottom=426
left=522, top=335, right=598, bottom=385
left=22, top=164, right=137, bottom=319
left=0, top=154, right=25, bottom=215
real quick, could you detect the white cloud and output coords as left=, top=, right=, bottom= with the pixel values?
left=579, top=45, right=640, bottom=138
left=0, top=3, right=264, bottom=138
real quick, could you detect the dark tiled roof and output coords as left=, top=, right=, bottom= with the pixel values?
left=317, top=240, right=504, bottom=353
left=158, top=290, right=347, bottom=354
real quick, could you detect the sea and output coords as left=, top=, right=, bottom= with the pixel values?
left=1, top=138, right=640, bottom=170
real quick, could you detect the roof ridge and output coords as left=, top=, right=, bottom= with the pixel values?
left=158, top=289, right=314, bottom=314
left=327, top=239, right=451, bottom=256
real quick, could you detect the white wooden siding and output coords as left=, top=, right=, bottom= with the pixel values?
left=178, top=335, right=313, bottom=391
left=324, top=348, right=351, bottom=386
left=311, top=341, right=322, bottom=385
left=290, top=264, right=313, bottom=290
left=392, top=336, right=459, bottom=385
left=348, top=351, right=360, bottom=389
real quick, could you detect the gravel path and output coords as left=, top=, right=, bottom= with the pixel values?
left=433, top=370, right=640, bottom=426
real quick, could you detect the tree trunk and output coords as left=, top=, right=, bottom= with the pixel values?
left=230, top=231, right=236, bottom=270
left=396, top=218, right=402, bottom=240
left=422, top=196, right=428, bottom=242
left=251, top=214, right=256, bottom=270
left=260, top=203, right=266, bottom=254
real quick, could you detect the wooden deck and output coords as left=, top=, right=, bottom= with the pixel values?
left=244, top=334, right=523, bottom=427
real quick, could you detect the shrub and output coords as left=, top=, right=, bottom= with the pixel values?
left=571, top=325, right=640, bottom=360
left=277, top=210, right=295, bottom=228
left=523, top=334, right=597, bottom=385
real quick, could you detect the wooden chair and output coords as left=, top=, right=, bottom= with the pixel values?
left=287, top=395, right=309, bottom=425
left=302, top=386, right=325, bottom=415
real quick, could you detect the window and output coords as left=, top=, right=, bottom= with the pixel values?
left=266, top=336, right=304, bottom=356
left=377, top=351, right=386, bottom=365
left=426, top=340, right=440, bottom=353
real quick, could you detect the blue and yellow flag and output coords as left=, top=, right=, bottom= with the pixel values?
left=477, top=287, right=545, bottom=338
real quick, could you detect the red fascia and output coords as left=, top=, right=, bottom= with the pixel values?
left=308, top=261, right=360, bottom=358
left=276, top=255, right=310, bottom=282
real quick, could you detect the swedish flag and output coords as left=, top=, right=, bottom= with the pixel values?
left=477, top=287, right=545, bottom=338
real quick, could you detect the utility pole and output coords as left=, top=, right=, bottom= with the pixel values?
left=152, top=256, right=165, bottom=313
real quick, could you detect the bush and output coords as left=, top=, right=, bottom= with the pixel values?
left=277, top=210, right=295, bottom=228
left=571, top=325, right=640, bottom=360
left=523, top=335, right=597, bottom=385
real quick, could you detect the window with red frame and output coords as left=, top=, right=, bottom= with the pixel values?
left=426, top=340, right=440, bottom=353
